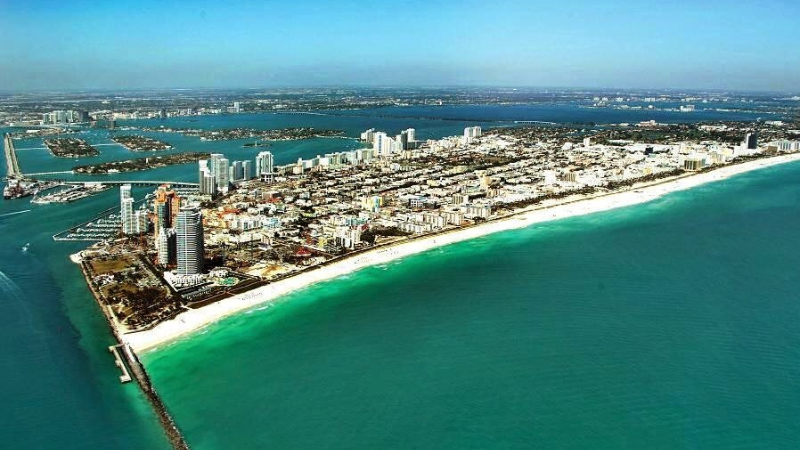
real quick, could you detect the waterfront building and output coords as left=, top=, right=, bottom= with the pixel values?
left=242, top=160, right=252, bottom=180
left=360, top=128, right=375, bottom=143
left=120, top=184, right=135, bottom=235
left=776, top=140, right=800, bottom=152
left=683, top=157, right=705, bottom=171
left=256, top=151, right=274, bottom=182
left=463, top=126, right=482, bottom=143
left=210, top=154, right=230, bottom=192
left=231, top=160, right=245, bottom=181
left=373, top=132, right=391, bottom=156
left=154, top=186, right=181, bottom=240
left=464, top=204, right=491, bottom=219
left=398, top=130, right=409, bottom=150
left=233, top=102, right=241, bottom=113
left=176, top=207, right=204, bottom=276
left=198, top=160, right=216, bottom=196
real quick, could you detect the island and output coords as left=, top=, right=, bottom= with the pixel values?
left=44, top=138, right=100, bottom=157
left=73, top=152, right=210, bottom=174
left=139, top=126, right=344, bottom=141
left=112, top=135, right=172, bottom=151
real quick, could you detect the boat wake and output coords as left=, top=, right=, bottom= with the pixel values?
left=0, top=209, right=32, bottom=218
left=0, top=270, right=23, bottom=300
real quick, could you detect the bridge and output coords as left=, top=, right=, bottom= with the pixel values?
left=23, top=171, right=74, bottom=176
left=57, top=179, right=199, bottom=188
left=514, top=120, right=557, bottom=125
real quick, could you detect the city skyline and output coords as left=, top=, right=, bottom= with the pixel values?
left=1, top=0, right=798, bottom=92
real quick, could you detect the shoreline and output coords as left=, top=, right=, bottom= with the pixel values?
left=109, top=153, right=800, bottom=352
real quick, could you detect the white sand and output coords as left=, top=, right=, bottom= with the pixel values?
left=123, top=153, right=800, bottom=353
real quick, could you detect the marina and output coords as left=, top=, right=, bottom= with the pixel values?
left=32, top=183, right=110, bottom=204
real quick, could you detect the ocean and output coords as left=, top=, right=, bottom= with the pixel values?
left=142, top=161, right=800, bottom=449
left=1, top=104, right=797, bottom=449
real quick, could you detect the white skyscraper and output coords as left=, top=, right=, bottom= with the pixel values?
left=232, top=160, right=244, bottom=181
left=373, top=132, right=388, bottom=155
left=133, top=209, right=149, bottom=234
left=120, top=184, right=135, bottom=235
left=210, top=154, right=229, bottom=192
left=242, top=160, right=252, bottom=180
left=463, top=126, right=482, bottom=143
left=373, top=132, right=398, bottom=156
left=406, top=128, right=415, bottom=143
left=256, top=151, right=274, bottom=181
left=198, top=160, right=216, bottom=196
left=176, top=207, right=204, bottom=276
left=360, top=128, right=376, bottom=143
left=157, top=227, right=176, bottom=267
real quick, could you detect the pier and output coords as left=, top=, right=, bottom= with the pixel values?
left=108, top=345, right=132, bottom=383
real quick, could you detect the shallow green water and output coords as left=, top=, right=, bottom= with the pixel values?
left=144, top=161, right=800, bottom=449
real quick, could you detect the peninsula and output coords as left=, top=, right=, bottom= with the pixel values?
left=68, top=120, right=800, bottom=352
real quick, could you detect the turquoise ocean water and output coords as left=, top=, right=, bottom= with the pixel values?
left=1, top=104, right=797, bottom=449
left=143, top=161, right=800, bottom=449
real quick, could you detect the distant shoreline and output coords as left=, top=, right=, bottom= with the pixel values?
left=110, top=152, right=800, bottom=353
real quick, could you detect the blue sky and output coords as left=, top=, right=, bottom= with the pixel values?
left=0, top=0, right=798, bottom=91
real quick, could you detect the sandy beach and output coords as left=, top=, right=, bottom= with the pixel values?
left=121, top=153, right=800, bottom=353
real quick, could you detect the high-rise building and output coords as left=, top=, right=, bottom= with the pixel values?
left=176, top=207, right=204, bottom=276
left=360, top=128, right=375, bottom=143
left=242, top=160, right=252, bottom=181
left=156, top=227, right=176, bottom=267
left=373, top=132, right=388, bottom=155
left=464, top=126, right=482, bottom=142
left=133, top=209, right=149, bottom=234
left=745, top=132, right=758, bottom=150
left=198, top=160, right=216, bottom=195
left=233, top=102, right=241, bottom=113
left=230, top=160, right=244, bottom=181
left=202, top=172, right=216, bottom=196
left=120, top=185, right=135, bottom=235
left=210, top=154, right=229, bottom=192
left=398, top=130, right=409, bottom=150
left=154, top=185, right=181, bottom=240
left=256, top=151, right=274, bottom=182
